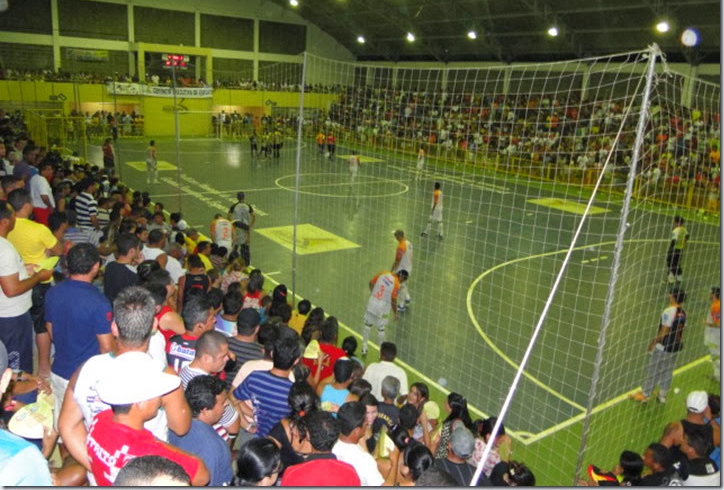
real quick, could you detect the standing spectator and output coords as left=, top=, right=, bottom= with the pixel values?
left=233, top=336, right=300, bottom=437
left=303, top=316, right=346, bottom=382
left=165, top=242, right=186, bottom=285
left=74, top=178, right=102, bottom=241
left=86, top=352, right=209, bottom=486
left=630, top=287, right=687, bottom=404
left=0, top=339, right=53, bottom=486
left=363, top=342, right=409, bottom=401
left=28, top=161, right=54, bottom=225
left=58, top=287, right=191, bottom=469
left=176, top=255, right=209, bottom=311
left=433, top=426, right=477, bottom=486
left=12, top=143, right=39, bottom=185
left=102, top=138, right=115, bottom=175
left=166, top=294, right=216, bottom=373
left=704, top=286, right=720, bottom=381
left=373, top=376, right=401, bottom=434
left=170, top=375, right=233, bottom=486
left=320, top=358, right=357, bottom=412
left=144, top=229, right=168, bottom=269
left=103, top=233, right=141, bottom=302
left=0, top=201, right=52, bottom=374
left=215, top=289, right=242, bottom=337
left=332, top=401, right=386, bottom=485
left=7, top=188, right=62, bottom=378
left=45, top=243, right=114, bottom=427
left=434, top=393, right=474, bottom=459
left=280, top=410, right=361, bottom=486
left=361, top=270, right=407, bottom=355
left=228, top=191, right=255, bottom=267
left=666, top=215, right=689, bottom=284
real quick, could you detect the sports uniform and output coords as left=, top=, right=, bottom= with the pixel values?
left=210, top=217, right=233, bottom=251
left=666, top=219, right=688, bottom=283
left=349, top=155, right=360, bottom=183
left=362, top=270, right=402, bottom=354
left=393, top=235, right=413, bottom=309
left=704, top=288, right=720, bottom=381
left=422, top=185, right=443, bottom=238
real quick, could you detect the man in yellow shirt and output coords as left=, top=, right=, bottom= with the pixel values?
left=6, top=189, right=63, bottom=378
left=184, top=228, right=211, bottom=255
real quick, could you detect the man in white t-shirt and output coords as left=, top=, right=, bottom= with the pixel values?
left=333, top=401, right=387, bottom=486
left=28, top=161, right=55, bottom=226
left=0, top=201, right=53, bottom=374
left=144, top=229, right=168, bottom=269
left=58, top=286, right=191, bottom=477
left=363, top=342, right=409, bottom=401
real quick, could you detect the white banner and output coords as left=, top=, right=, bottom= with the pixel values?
left=106, top=82, right=213, bottom=98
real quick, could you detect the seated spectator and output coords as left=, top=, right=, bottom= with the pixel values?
left=0, top=339, right=54, bottom=486
left=434, top=426, right=477, bottom=486
left=144, top=271, right=185, bottom=343
left=487, top=460, right=536, bottom=486
left=320, top=358, right=358, bottom=412
left=640, top=442, right=683, bottom=486
left=681, top=432, right=720, bottom=486
left=399, top=441, right=435, bottom=486
left=103, top=233, right=141, bottom=302
left=233, top=335, right=300, bottom=437
left=469, top=416, right=512, bottom=477
left=169, top=375, right=233, bottom=486
left=235, top=438, right=282, bottom=487
left=176, top=255, right=209, bottom=311
left=363, top=341, right=408, bottom=402
left=280, top=410, right=361, bottom=486
left=113, top=455, right=191, bottom=486
left=374, top=376, right=401, bottom=434
left=165, top=242, right=186, bottom=285
left=226, top=308, right=264, bottom=388
left=143, top=229, right=168, bottom=269
left=195, top=241, right=214, bottom=272
left=215, top=289, right=242, bottom=337
left=63, top=209, right=100, bottom=247
left=166, top=294, right=215, bottom=373
left=268, top=380, right=319, bottom=470
left=87, top=351, right=209, bottom=486
left=434, top=392, right=473, bottom=458
left=332, top=401, right=387, bottom=485
left=416, top=464, right=458, bottom=486
left=220, top=252, right=248, bottom=293
left=349, top=378, right=372, bottom=398
left=661, top=390, right=720, bottom=464
left=288, top=298, right=311, bottom=335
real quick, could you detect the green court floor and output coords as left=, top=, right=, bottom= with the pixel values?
left=89, top=136, right=720, bottom=484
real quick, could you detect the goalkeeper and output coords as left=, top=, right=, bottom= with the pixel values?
left=666, top=215, right=689, bottom=284
left=228, top=191, right=255, bottom=267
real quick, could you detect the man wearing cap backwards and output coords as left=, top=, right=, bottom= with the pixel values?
left=660, top=391, right=720, bottom=463
left=433, top=426, right=478, bottom=486
left=630, top=287, right=687, bottom=404
left=0, top=339, right=54, bottom=486
left=86, top=351, right=209, bottom=486
left=58, top=287, right=191, bottom=481
left=361, top=269, right=408, bottom=356
left=228, top=191, right=255, bottom=267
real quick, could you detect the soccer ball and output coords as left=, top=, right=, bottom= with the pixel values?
left=325, top=152, right=330, bottom=158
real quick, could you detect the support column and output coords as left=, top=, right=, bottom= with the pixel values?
left=128, top=5, right=136, bottom=77
left=194, top=10, right=202, bottom=81
left=253, top=19, right=260, bottom=80
left=50, top=0, right=60, bottom=71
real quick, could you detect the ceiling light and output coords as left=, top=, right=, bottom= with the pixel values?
left=406, top=32, right=415, bottom=42
left=680, top=27, right=700, bottom=47
left=467, top=30, right=477, bottom=40
left=656, top=21, right=670, bottom=33
left=547, top=26, right=558, bottom=37
left=357, top=35, right=365, bottom=44
left=289, top=0, right=298, bottom=6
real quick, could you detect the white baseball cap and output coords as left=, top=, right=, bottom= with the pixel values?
left=686, top=390, right=708, bottom=414
left=96, top=352, right=180, bottom=405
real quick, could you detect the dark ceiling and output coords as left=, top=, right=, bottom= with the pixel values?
left=269, top=0, right=721, bottom=64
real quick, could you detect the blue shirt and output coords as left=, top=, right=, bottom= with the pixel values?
left=0, top=430, right=53, bottom=486
left=45, top=279, right=112, bottom=379
left=169, top=419, right=232, bottom=486
left=233, top=370, right=292, bottom=438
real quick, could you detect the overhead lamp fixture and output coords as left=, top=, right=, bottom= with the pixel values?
left=467, top=30, right=477, bottom=40
left=656, top=21, right=670, bottom=33
left=357, top=35, right=366, bottom=44
left=680, top=27, right=700, bottom=47
left=289, top=0, right=299, bottom=6
left=547, top=26, right=558, bottom=37
left=406, top=32, right=416, bottom=42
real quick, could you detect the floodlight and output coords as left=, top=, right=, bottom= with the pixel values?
left=357, top=35, right=366, bottom=44
left=467, top=30, right=477, bottom=40
left=656, top=21, right=670, bottom=33
left=406, top=32, right=416, bottom=42
left=547, top=26, right=558, bottom=37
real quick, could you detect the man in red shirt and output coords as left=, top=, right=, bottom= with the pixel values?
left=87, top=351, right=209, bottom=486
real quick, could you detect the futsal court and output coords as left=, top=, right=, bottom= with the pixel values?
left=100, top=135, right=720, bottom=447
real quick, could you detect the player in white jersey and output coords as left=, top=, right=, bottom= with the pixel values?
left=415, top=146, right=425, bottom=181
left=145, top=140, right=158, bottom=184
left=392, top=229, right=413, bottom=311
left=362, top=269, right=408, bottom=355
left=349, top=154, right=361, bottom=184
left=421, top=182, right=443, bottom=239
left=210, top=213, right=235, bottom=251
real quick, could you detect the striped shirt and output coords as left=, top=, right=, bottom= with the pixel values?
left=233, top=370, right=292, bottom=438
left=225, top=338, right=263, bottom=389
left=75, top=192, right=98, bottom=230
left=63, top=227, right=100, bottom=247
left=179, top=365, right=239, bottom=438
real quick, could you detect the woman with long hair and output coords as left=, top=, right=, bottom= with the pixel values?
left=433, top=392, right=473, bottom=458
left=234, top=438, right=281, bottom=486
left=267, top=380, right=319, bottom=471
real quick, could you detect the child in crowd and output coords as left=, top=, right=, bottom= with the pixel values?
left=289, top=299, right=311, bottom=335
left=221, top=253, right=248, bottom=293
